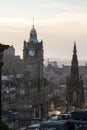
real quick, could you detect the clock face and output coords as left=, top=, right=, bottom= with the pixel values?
left=28, top=50, right=35, bottom=56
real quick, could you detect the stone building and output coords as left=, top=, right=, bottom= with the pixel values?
left=2, top=46, right=25, bottom=75
left=16, top=25, right=49, bottom=125
left=66, top=42, right=84, bottom=110
left=1, top=25, right=49, bottom=126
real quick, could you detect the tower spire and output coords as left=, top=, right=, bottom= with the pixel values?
left=71, top=41, right=79, bottom=77
left=73, top=41, right=77, bottom=54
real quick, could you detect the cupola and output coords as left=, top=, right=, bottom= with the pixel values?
left=28, top=25, right=38, bottom=44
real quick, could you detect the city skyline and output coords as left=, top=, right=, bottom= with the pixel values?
left=0, top=0, right=87, bottom=63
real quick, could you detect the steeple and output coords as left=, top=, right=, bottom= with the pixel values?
left=73, top=41, right=77, bottom=55
left=71, top=41, right=79, bottom=77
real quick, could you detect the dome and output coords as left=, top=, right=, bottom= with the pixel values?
left=28, top=25, right=38, bottom=44
left=31, top=25, right=36, bottom=32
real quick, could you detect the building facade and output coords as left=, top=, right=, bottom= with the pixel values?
left=66, top=42, right=84, bottom=110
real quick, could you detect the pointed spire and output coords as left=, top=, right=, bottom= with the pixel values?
left=73, top=41, right=77, bottom=54
left=71, top=41, right=79, bottom=77
left=72, top=41, right=78, bottom=61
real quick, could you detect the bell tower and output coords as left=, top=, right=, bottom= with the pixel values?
left=23, top=25, right=43, bottom=81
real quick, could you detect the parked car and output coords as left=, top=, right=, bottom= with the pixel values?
left=27, top=123, right=40, bottom=130
left=59, top=113, right=71, bottom=120
left=50, top=115, right=62, bottom=120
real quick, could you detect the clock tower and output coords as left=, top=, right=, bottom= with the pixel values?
left=23, top=25, right=47, bottom=119
left=23, top=25, right=43, bottom=81
left=17, top=25, right=48, bottom=124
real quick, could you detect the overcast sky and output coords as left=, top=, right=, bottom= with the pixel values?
left=0, top=0, right=87, bottom=64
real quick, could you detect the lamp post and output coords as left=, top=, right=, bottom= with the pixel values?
left=0, top=43, right=9, bottom=122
